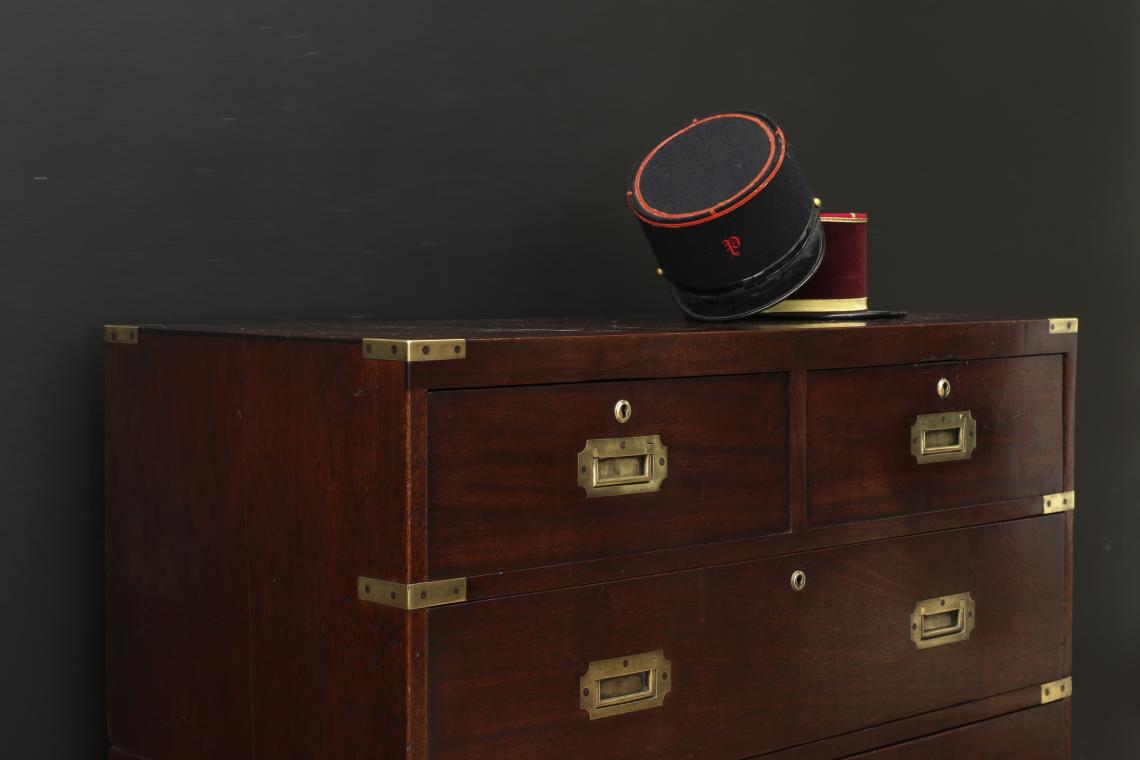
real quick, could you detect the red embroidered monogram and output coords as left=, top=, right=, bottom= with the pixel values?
left=722, top=236, right=742, bottom=257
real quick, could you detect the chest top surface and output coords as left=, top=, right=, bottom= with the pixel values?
left=124, top=313, right=1077, bottom=390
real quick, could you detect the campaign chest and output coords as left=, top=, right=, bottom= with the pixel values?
left=104, top=315, right=1077, bottom=759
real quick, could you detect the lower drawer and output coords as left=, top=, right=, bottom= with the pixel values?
left=427, top=516, right=1068, bottom=759
left=847, top=701, right=1067, bottom=758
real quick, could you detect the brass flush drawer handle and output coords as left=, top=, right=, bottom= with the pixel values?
left=911, top=592, right=975, bottom=649
left=577, top=435, right=669, bottom=498
left=579, top=650, right=672, bottom=719
left=910, top=411, right=977, bottom=464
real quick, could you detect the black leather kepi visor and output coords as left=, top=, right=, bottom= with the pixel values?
left=626, top=111, right=825, bottom=321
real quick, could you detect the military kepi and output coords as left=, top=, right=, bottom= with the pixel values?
left=627, top=111, right=824, bottom=321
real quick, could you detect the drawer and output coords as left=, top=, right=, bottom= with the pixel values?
left=427, top=374, right=789, bottom=577
left=427, top=516, right=1067, bottom=759
left=807, top=355, right=1063, bottom=526
left=846, top=701, right=1066, bottom=758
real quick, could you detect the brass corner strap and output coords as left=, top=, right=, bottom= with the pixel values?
left=1048, top=318, right=1078, bottom=334
left=1040, top=676, right=1072, bottom=704
left=103, top=325, right=139, bottom=344
left=357, top=576, right=467, bottom=610
left=1043, top=491, right=1075, bottom=515
left=362, top=338, right=466, bottom=362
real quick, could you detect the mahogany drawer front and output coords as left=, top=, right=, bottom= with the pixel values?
left=427, top=374, right=789, bottom=577
left=845, top=701, right=1066, bottom=758
left=427, top=516, right=1067, bottom=759
left=806, top=355, right=1063, bottom=526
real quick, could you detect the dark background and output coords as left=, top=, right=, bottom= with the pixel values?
left=2, top=1, right=1136, bottom=756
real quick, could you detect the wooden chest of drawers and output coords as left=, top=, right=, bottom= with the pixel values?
left=104, top=315, right=1077, bottom=759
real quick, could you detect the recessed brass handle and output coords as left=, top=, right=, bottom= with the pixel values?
left=579, top=650, right=672, bottom=720
left=577, top=435, right=668, bottom=498
left=911, top=592, right=975, bottom=649
left=910, top=410, right=977, bottom=464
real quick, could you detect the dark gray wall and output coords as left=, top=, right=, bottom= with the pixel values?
left=2, top=1, right=1136, bottom=756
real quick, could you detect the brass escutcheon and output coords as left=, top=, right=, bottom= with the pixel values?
left=790, top=570, right=807, bottom=592
left=936, top=378, right=952, bottom=399
left=614, top=399, right=632, bottom=424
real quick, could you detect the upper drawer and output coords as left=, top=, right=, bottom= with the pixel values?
left=427, top=374, right=789, bottom=577
left=806, top=355, right=1063, bottom=526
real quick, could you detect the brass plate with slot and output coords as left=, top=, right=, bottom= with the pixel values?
left=577, top=435, right=668, bottom=498
left=911, top=592, right=975, bottom=649
left=910, top=410, right=977, bottom=464
left=579, top=650, right=672, bottom=720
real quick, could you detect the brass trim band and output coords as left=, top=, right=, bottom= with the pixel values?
left=764, top=297, right=869, bottom=314
left=819, top=214, right=868, bottom=224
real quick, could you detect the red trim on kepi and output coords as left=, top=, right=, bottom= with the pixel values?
left=626, top=111, right=825, bottom=321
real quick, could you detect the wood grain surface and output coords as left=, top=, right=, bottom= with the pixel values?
left=105, top=335, right=253, bottom=759
left=806, top=355, right=1063, bottom=525
left=427, top=517, right=1068, bottom=759
left=843, top=701, right=1067, bottom=758
left=428, top=374, right=789, bottom=576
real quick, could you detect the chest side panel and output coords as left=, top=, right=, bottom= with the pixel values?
left=105, top=335, right=253, bottom=759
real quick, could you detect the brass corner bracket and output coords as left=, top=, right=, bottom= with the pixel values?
left=362, top=338, right=466, bottom=362
left=1048, top=318, right=1078, bottom=334
left=1043, top=491, right=1075, bottom=515
left=357, top=576, right=467, bottom=610
left=103, top=325, right=139, bottom=345
left=1040, top=676, right=1072, bottom=704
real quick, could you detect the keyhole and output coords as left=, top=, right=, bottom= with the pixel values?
left=614, top=399, right=632, bottom=424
